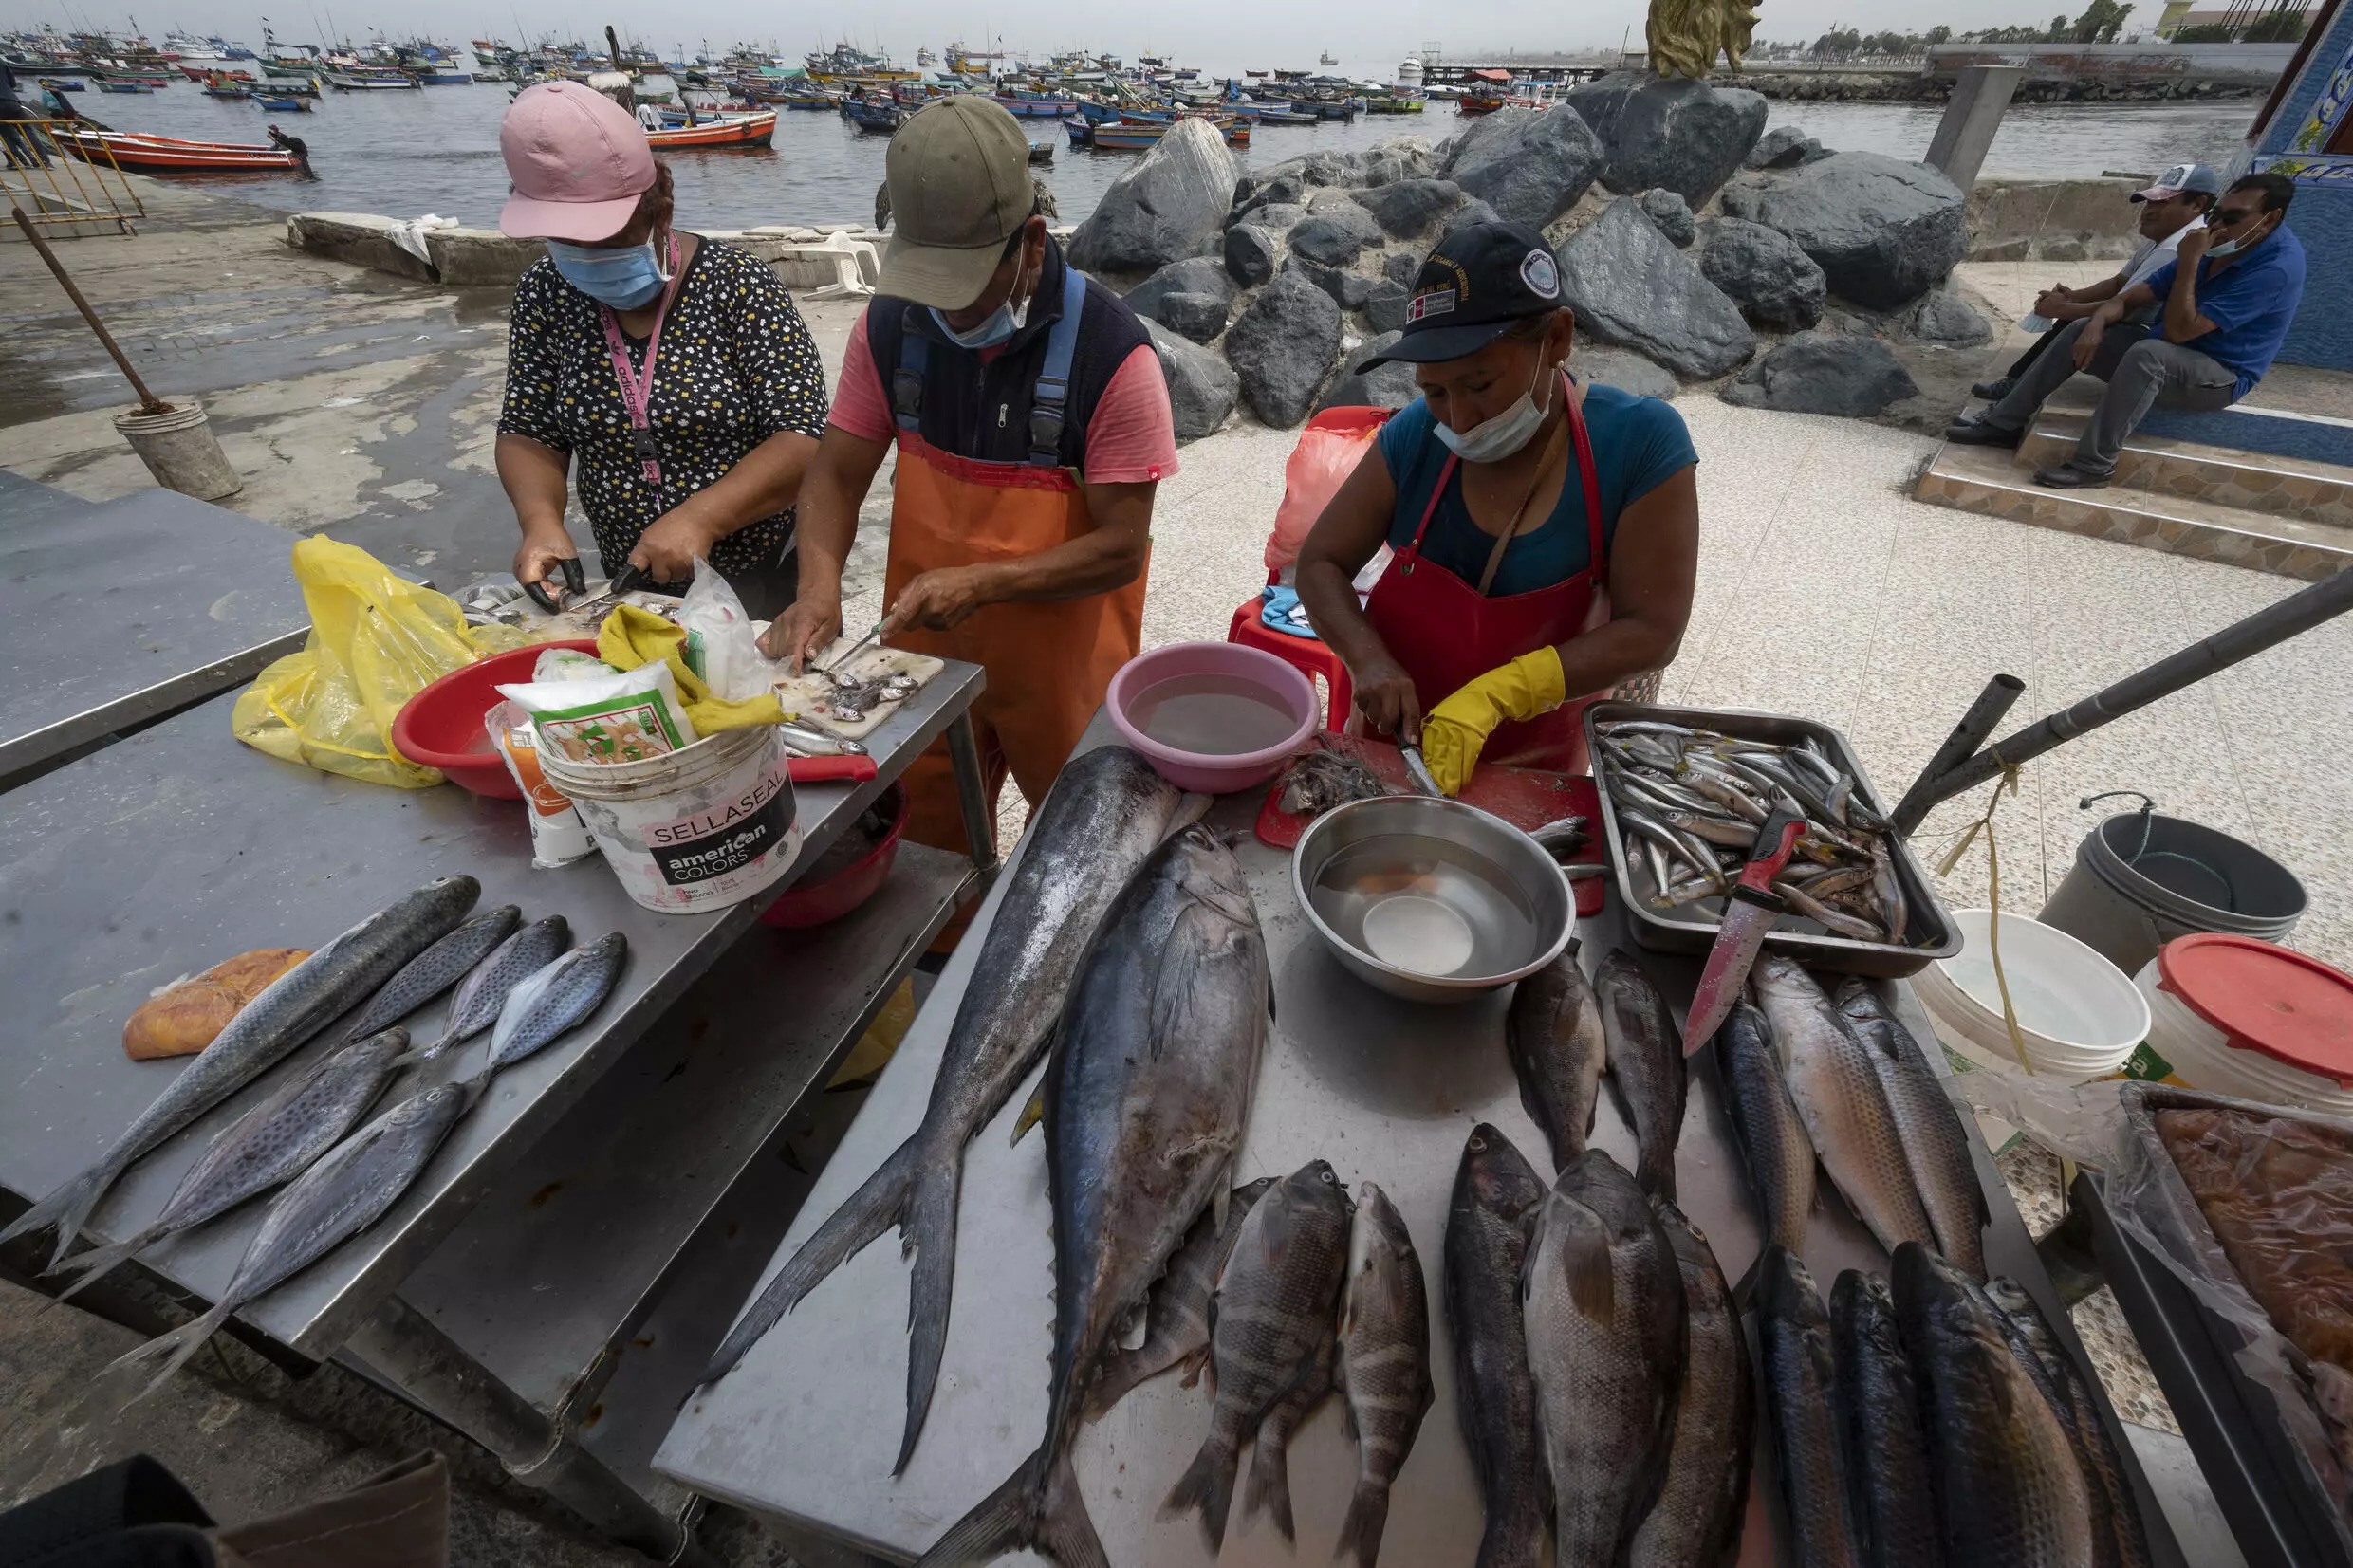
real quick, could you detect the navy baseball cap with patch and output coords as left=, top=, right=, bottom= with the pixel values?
left=1360, top=219, right=1565, bottom=369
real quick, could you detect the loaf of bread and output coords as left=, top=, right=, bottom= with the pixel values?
left=123, top=948, right=311, bottom=1061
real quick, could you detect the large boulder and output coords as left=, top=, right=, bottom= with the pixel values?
left=1359, top=136, right=1439, bottom=187
left=1698, top=217, right=1826, bottom=330
left=1748, top=152, right=1968, bottom=311
left=1745, top=125, right=1818, bottom=170
left=1245, top=202, right=1308, bottom=233
left=1306, top=187, right=1364, bottom=214
left=1350, top=178, right=1471, bottom=241
left=1233, top=175, right=1306, bottom=218
left=1225, top=269, right=1343, bottom=428
left=1224, top=223, right=1278, bottom=287
left=1447, top=104, right=1605, bottom=229
left=1638, top=189, right=1695, bottom=248
left=1068, top=118, right=1237, bottom=275
left=1287, top=255, right=1375, bottom=310
left=1288, top=205, right=1383, bottom=267
left=1564, top=74, right=1768, bottom=206
left=1571, top=345, right=1678, bottom=400
left=1554, top=198, right=1754, bottom=379
left=1383, top=251, right=1424, bottom=288
left=1439, top=108, right=1535, bottom=178
left=1125, top=256, right=1234, bottom=344
left=1318, top=331, right=1421, bottom=412
left=1904, top=288, right=1994, bottom=346
left=1362, top=281, right=1412, bottom=332
left=1722, top=331, right=1919, bottom=416
left=1144, top=319, right=1239, bottom=440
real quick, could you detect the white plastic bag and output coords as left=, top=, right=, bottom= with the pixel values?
left=532, top=646, right=614, bottom=684
left=496, top=661, right=697, bottom=765
left=485, top=700, right=597, bottom=867
left=677, top=557, right=778, bottom=703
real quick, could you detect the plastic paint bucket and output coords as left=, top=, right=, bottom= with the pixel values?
left=539, top=723, right=800, bottom=914
left=2122, top=934, right=2353, bottom=1114
left=114, top=398, right=241, bottom=501
left=2038, top=811, right=2305, bottom=979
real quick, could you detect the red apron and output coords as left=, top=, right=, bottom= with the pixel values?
left=1362, top=373, right=1610, bottom=777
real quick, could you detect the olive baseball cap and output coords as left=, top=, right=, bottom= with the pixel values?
left=880, top=97, right=1036, bottom=308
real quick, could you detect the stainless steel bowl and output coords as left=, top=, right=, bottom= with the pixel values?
left=1291, top=795, right=1576, bottom=1005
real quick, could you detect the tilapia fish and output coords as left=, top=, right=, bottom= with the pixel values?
left=1756, top=1244, right=1862, bottom=1568
left=1893, top=1244, right=2096, bottom=1568
left=701, top=746, right=1196, bottom=1472
left=1987, top=1277, right=2151, bottom=1568
left=1755, top=956, right=1933, bottom=1256
left=109, top=1076, right=484, bottom=1401
left=1596, top=950, right=1686, bottom=1199
left=1084, top=1176, right=1275, bottom=1421
left=3, top=876, right=480, bottom=1271
left=1629, top=1202, right=1751, bottom=1568
left=1831, top=1270, right=1941, bottom=1568
left=340, top=904, right=519, bottom=1042
left=1719, top=998, right=1817, bottom=1253
left=1525, top=1149, right=1687, bottom=1566
left=1333, top=1181, right=1433, bottom=1568
left=1161, top=1160, right=1351, bottom=1557
left=918, top=824, right=1268, bottom=1568
left=1444, top=1124, right=1550, bottom=1568
left=1507, top=950, right=1606, bottom=1171
left=481, top=932, right=628, bottom=1074
left=1834, top=980, right=1989, bottom=1281
left=394, top=913, right=571, bottom=1066
left=50, top=1027, right=412, bottom=1302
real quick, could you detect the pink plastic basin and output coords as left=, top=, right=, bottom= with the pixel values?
left=1106, top=640, right=1318, bottom=793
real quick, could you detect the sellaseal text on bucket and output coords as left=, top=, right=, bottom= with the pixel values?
left=540, top=725, right=801, bottom=913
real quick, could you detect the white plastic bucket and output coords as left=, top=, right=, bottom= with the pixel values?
left=2129, top=946, right=2353, bottom=1115
left=538, top=723, right=800, bottom=913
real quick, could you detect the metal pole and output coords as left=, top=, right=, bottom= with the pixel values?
left=1892, top=673, right=2026, bottom=835
left=10, top=203, right=168, bottom=413
left=1897, top=566, right=2353, bottom=825
left=944, top=710, right=997, bottom=873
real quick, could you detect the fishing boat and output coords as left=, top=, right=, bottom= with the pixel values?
left=1091, top=115, right=1247, bottom=151
left=409, top=67, right=472, bottom=83
left=250, top=92, right=312, bottom=111
left=1028, top=139, right=1053, bottom=163
left=1364, top=93, right=1423, bottom=113
left=55, top=125, right=302, bottom=172
left=1063, top=116, right=1093, bottom=146
left=94, top=80, right=156, bottom=94
left=645, top=110, right=775, bottom=148
left=39, top=76, right=86, bottom=91
left=324, top=67, right=418, bottom=89
left=992, top=92, right=1080, bottom=117
left=1255, top=108, right=1319, bottom=127
left=842, top=98, right=902, bottom=134
left=779, top=92, right=836, bottom=110
left=200, top=73, right=251, bottom=98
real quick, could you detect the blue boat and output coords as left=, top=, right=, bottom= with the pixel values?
left=843, top=99, right=903, bottom=134
left=251, top=93, right=311, bottom=111
left=96, top=81, right=156, bottom=94
left=1063, top=117, right=1093, bottom=146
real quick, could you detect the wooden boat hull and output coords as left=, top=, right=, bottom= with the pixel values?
left=645, top=111, right=776, bottom=148
left=56, top=127, right=302, bottom=172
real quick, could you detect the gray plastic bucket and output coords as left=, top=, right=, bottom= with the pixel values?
left=2037, top=811, right=2305, bottom=977
left=114, top=398, right=241, bottom=501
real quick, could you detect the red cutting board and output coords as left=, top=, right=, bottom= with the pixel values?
left=1253, top=736, right=1607, bottom=915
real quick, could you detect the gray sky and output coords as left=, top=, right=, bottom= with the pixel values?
left=10, top=0, right=2100, bottom=65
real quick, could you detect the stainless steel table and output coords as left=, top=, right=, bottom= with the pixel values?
left=0, top=659, right=991, bottom=1561
left=0, top=472, right=312, bottom=786
left=655, top=718, right=2189, bottom=1568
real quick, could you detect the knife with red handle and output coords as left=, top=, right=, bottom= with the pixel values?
left=1679, top=805, right=1806, bottom=1056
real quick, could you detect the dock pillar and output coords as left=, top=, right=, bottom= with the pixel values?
left=1924, top=65, right=2026, bottom=196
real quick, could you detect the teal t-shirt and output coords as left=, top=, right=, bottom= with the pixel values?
left=1379, top=381, right=1697, bottom=598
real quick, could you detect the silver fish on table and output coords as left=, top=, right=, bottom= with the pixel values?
left=698, top=745, right=1201, bottom=1473
left=1, top=876, right=481, bottom=1272
left=1755, top=955, right=1934, bottom=1257
left=339, top=904, right=519, bottom=1042
left=1506, top=949, right=1607, bottom=1171
left=1596, top=950, right=1687, bottom=1199
left=1160, top=1159, right=1352, bottom=1557
left=1757, top=1243, right=1863, bottom=1568
left=1084, top=1176, right=1275, bottom=1421
left=1986, top=1277, right=2152, bottom=1568
left=1525, top=1148, right=1687, bottom=1567
left=1629, top=1200, right=1751, bottom=1568
left=1443, top=1123, right=1550, bottom=1568
left=1719, top=998, right=1817, bottom=1253
left=1834, top=979, right=1990, bottom=1281
left=1893, top=1244, right=2097, bottom=1568
left=393, top=914, right=571, bottom=1067
left=108, top=1075, right=484, bottom=1401
left=1831, top=1270, right=1942, bottom=1568
left=48, top=1027, right=413, bottom=1303
left=482, top=932, right=628, bottom=1074
left=1334, top=1180, right=1434, bottom=1568
left=918, top=825, right=1269, bottom=1567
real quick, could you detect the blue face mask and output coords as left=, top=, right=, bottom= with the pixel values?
left=546, top=237, right=669, bottom=309
left=930, top=246, right=1034, bottom=349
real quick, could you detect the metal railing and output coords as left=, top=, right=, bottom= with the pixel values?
left=1, top=119, right=143, bottom=237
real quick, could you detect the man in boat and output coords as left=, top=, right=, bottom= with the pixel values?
left=758, top=96, right=1176, bottom=857
left=265, top=123, right=311, bottom=174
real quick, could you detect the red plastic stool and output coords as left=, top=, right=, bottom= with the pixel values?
left=1227, top=592, right=1353, bottom=731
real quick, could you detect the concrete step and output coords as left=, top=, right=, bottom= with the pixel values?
left=2016, top=412, right=2353, bottom=530
left=1915, top=440, right=2353, bottom=580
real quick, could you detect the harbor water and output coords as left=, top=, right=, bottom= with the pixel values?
left=68, top=82, right=2257, bottom=232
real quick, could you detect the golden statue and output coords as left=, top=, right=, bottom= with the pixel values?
left=1647, top=0, right=1759, bottom=78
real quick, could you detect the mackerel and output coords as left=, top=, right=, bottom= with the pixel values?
left=341, top=904, right=519, bottom=1042
left=394, top=913, right=570, bottom=1066
left=1084, top=1176, right=1274, bottom=1421
left=481, top=933, right=628, bottom=1073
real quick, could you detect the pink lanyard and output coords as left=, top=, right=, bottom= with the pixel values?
left=598, top=232, right=682, bottom=489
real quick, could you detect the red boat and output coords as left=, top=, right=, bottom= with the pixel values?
left=644, top=110, right=776, bottom=149
left=55, top=126, right=302, bottom=172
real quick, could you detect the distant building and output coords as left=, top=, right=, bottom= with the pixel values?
left=2155, top=0, right=2321, bottom=38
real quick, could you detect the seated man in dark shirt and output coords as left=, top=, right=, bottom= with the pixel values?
left=1945, top=172, right=2307, bottom=489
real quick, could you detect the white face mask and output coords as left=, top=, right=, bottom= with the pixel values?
left=1436, top=353, right=1554, bottom=464
left=2206, top=214, right=2270, bottom=259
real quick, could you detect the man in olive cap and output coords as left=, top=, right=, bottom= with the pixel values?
left=761, top=96, right=1176, bottom=857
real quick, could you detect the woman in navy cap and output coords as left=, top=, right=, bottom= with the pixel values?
left=1295, top=219, right=1699, bottom=791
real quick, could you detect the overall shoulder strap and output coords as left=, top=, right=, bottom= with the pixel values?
left=892, top=308, right=927, bottom=434
left=1027, top=267, right=1089, bottom=467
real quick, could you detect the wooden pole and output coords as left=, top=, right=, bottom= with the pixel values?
left=9, top=203, right=169, bottom=414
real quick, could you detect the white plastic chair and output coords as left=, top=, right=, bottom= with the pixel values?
left=776, top=230, right=881, bottom=300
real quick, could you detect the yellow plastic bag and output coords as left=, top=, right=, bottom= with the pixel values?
left=596, top=603, right=785, bottom=734
left=232, top=537, right=527, bottom=789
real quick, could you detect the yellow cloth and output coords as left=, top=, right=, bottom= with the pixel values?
left=1420, top=646, right=1567, bottom=796
left=596, top=604, right=784, bottom=733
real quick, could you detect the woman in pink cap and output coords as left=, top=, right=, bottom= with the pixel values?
left=492, top=82, right=827, bottom=616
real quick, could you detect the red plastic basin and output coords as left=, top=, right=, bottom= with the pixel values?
left=761, top=782, right=908, bottom=929
left=391, top=639, right=600, bottom=799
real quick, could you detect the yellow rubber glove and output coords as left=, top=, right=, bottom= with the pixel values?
left=1419, top=646, right=1567, bottom=796
left=597, top=604, right=785, bottom=734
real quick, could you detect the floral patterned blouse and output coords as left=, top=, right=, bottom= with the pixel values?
left=497, top=236, right=828, bottom=584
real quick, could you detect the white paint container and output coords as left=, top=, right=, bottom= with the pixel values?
left=538, top=723, right=800, bottom=914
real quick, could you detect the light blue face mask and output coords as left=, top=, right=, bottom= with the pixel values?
left=930, top=246, right=1034, bottom=349
left=546, top=237, right=669, bottom=310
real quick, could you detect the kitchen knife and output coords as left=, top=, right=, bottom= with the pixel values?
left=1679, top=805, right=1806, bottom=1056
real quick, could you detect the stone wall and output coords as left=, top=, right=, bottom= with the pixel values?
left=285, top=212, right=903, bottom=292
left=1965, top=177, right=2144, bottom=262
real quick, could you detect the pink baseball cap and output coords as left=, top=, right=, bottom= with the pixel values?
left=498, top=82, right=656, bottom=241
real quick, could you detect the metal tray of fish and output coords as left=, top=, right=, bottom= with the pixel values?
left=1581, top=700, right=1961, bottom=978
